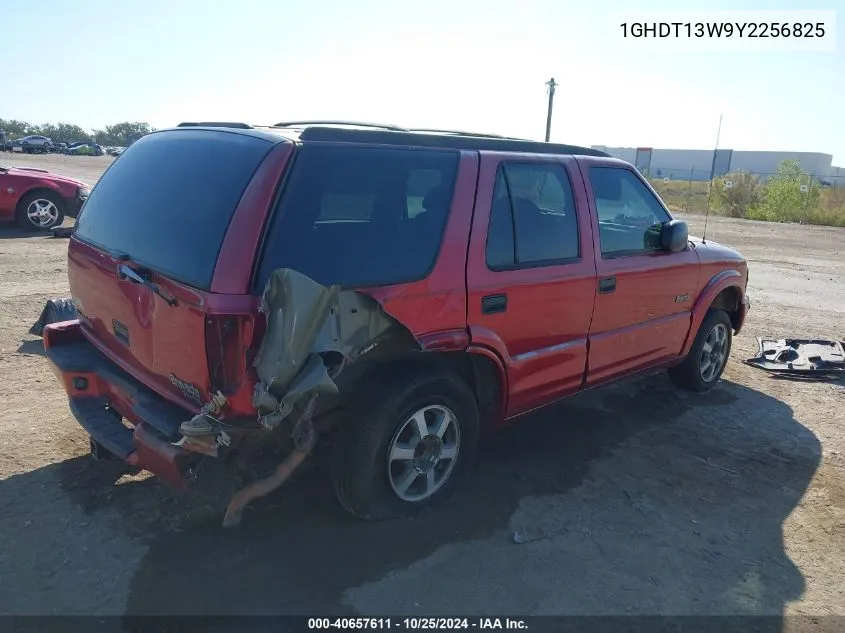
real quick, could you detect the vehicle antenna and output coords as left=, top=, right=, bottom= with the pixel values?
left=702, top=114, right=723, bottom=244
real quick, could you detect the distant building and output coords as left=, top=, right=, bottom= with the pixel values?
left=591, top=146, right=844, bottom=185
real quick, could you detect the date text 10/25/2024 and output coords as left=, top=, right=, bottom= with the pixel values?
left=307, top=618, right=528, bottom=630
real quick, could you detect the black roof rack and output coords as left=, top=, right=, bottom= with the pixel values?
left=273, top=120, right=409, bottom=132
left=405, top=127, right=518, bottom=140
left=177, top=122, right=253, bottom=129
left=296, top=126, right=610, bottom=158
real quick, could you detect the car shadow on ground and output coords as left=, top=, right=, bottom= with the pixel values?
left=0, top=373, right=822, bottom=625
left=0, top=222, right=74, bottom=239
left=16, top=339, right=46, bottom=357
left=0, top=225, right=63, bottom=240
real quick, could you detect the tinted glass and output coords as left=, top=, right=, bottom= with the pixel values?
left=74, top=130, right=273, bottom=289
left=589, top=167, right=671, bottom=256
left=255, top=145, right=458, bottom=289
left=485, top=162, right=579, bottom=269
left=485, top=170, right=517, bottom=268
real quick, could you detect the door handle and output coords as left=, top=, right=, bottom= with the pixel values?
left=598, top=276, right=617, bottom=294
left=481, top=294, right=508, bottom=315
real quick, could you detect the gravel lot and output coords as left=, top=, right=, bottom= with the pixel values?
left=0, top=154, right=843, bottom=620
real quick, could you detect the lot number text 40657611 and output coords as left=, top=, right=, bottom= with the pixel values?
left=307, top=618, right=529, bottom=630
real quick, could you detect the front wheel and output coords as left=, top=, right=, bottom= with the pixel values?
left=668, top=309, right=733, bottom=392
left=332, top=368, right=480, bottom=521
left=16, top=191, right=66, bottom=230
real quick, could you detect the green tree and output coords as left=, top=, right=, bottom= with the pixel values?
left=93, top=122, right=153, bottom=146
left=54, top=123, right=93, bottom=143
left=713, top=170, right=763, bottom=218
left=753, top=159, right=820, bottom=223
left=1, top=118, right=153, bottom=145
left=0, top=119, right=32, bottom=138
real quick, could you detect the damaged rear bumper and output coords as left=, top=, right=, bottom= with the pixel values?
left=43, top=320, right=193, bottom=487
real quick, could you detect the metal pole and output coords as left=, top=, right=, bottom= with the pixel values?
left=544, top=78, right=557, bottom=142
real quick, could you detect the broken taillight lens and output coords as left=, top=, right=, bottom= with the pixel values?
left=205, top=314, right=257, bottom=415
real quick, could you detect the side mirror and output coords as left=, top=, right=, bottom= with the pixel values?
left=660, top=220, right=689, bottom=253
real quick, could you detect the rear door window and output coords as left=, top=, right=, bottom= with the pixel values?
left=485, top=162, right=580, bottom=269
left=255, top=145, right=459, bottom=289
left=74, top=129, right=274, bottom=289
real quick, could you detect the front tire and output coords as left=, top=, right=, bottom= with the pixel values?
left=332, top=367, right=480, bottom=521
left=16, top=191, right=66, bottom=231
left=669, top=309, right=733, bottom=393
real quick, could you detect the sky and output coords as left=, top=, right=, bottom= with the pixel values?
left=2, top=0, right=843, bottom=163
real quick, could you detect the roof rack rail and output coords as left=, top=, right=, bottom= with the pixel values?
left=272, top=120, right=409, bottom=132
left=177, top=122, right=253, bottom=129
left=295, top=126, right=610, bottom=158
left=405, top=128, right=519, bottom=140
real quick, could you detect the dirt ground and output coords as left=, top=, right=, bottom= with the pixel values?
left=0, top=154, right=843, bottom=621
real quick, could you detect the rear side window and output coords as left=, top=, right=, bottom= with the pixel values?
left=255, top=145, right=459, bottom=289
left=74, top=130, right=273, bottom=289
left=485, top=162, right=579, bottom=269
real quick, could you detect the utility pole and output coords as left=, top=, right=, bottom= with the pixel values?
left=544, top=77, right=558, bottom=142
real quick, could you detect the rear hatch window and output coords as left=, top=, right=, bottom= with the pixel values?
left=255, top=145, right=459, bottom=290
left=74, top=129, right=274, bottom=290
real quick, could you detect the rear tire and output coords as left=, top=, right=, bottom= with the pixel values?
left=332, top=367, right=480, bottom=521
left=669, top=309, right=733, bottom=393
left=15, top=191, right=66, bottom=231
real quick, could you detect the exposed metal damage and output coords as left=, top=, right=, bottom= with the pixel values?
left=175, top=268, right=419, bottom=526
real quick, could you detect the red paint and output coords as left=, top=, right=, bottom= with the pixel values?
left=47, top=129, right=750, bottom=487
left=682, top=269, right=746, bottom=356
left=0, top=166, right=88, bottom=221
left=579, top=160, right=700, bottom=386
left=360, top=152, right=479, bottom=337
left=465, top=153, right=597, bottom=417
left=68, top=238, right=210, bottom=412
left=211, top=142, right=294, bottom=294
left=132, top=423, right=189, bottom=489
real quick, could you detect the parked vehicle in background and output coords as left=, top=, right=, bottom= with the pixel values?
left=67, top=142, right=104, bottom=156
left=106, top=146, right=126, bottom=156
left=51, top=142, right=69, bottom=154
left=44, top=121, right=750, bottom=526
left=10, top=135, right=53, bottom=153
left=0, top=165, right=89, bottom=230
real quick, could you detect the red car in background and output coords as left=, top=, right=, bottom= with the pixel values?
left=0, top=165, right=90, bottom=230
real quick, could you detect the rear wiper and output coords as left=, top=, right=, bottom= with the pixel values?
left=118, top=264, right=178, bottom=307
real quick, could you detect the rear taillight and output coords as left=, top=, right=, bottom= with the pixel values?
left=205, top=314, right=255, bottom=392
left=205, top=314, right=259, bottom=417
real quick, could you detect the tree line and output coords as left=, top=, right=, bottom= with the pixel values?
left=0, top=119, right=154, bottom=147
left=712, top=159, right=845, bottom=227
left=650, top=159, right=845, bottom=227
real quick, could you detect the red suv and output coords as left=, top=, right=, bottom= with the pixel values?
left=0, top=165, right=89, bottom=230
left=44, top=122, right=750, bottom=525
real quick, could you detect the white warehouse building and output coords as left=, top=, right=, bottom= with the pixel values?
left=591, top=146, right=844, bottom=185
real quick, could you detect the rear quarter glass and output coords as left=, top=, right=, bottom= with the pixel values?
left=74, top=129, right=275, bottom=290
left=255, top=144, right=459, bottom=291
